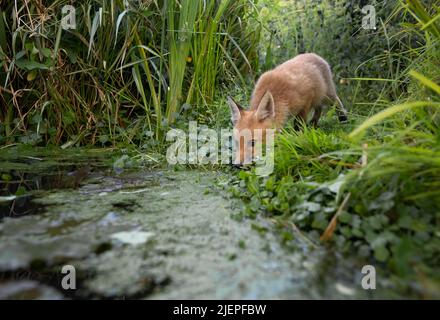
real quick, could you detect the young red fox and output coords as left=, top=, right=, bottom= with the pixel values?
left=228, top=53, right=348, bottom=164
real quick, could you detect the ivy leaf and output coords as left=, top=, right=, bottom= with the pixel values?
left=368, top=191, right=395, bottom=212
left=367, top=215, right=383, bottom=230
left=338, top=212, right=351, bottom=224
left=374, top=245, right=389, bottom=262
left=265, top=176, right=276, bottom=191
left=299, top=201, right=321, bottom=212
left=312, top=212, right=328, bottom=230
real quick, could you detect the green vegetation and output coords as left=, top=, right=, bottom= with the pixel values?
left=1, top=0, right=440, bottom=297
left=0, top=0, right=258, bottom=146
left=230, top=0, right=440, bottom=297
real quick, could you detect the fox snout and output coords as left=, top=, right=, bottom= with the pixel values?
left=233, top=140, right=254, bottom=166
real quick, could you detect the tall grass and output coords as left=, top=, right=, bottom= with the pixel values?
left=0, top=0, right=259, bottom=146
left=344, top=0, right=440, bottom=213
left=165, top=0, right=200, bottom=123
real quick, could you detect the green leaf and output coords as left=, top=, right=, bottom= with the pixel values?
left=15, top=59, right=50, bottom=71
left=301, top=201, right=321, bottom=212
left=367, top=215, right=383, bottom=230
left=312, top=212, right=328, bottom=230
left=27, top=70, right=38, bottom=81
left=352, top=228, right=363, bottom=238
left=338, top=212, right=351, bottom=224
left=238, top=170, right=249, bottom=180
left=40, top=48, right=52, bottom=58
left=1, top=174, right=11, bottom=182
left=15, top=186, right=27, bottom=196
left=265, top=176, right=276, bottom=191
left=398, top=215, right=414, bottom=229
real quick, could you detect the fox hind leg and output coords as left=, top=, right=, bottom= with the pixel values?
left=310, top=106, right=322, bottom=127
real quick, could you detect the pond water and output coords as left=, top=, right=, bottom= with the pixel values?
left=0, top=147, right=403, bottom=299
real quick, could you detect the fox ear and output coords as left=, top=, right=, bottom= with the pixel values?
left=227, top=96, right=243, bottom=125
left=256, top=91, right=275, bottom=121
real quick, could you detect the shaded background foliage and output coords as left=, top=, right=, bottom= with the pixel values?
left=258, top=0, right=431, bottom=111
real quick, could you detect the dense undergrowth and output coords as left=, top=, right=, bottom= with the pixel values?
left=0, top=0, right=259, bottom=146
left=229, top=0, right=440, bottom=297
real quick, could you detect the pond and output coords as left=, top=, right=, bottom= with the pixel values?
left=0, top=147, right=405, bottom=299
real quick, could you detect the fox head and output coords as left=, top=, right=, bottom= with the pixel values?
left=227, top=91, right=275, bottom=165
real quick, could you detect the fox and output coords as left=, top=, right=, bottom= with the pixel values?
left=227, top=53, right=348, bottom=165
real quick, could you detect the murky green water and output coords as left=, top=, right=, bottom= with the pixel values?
left=0, top=147, right=414, bottom=299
